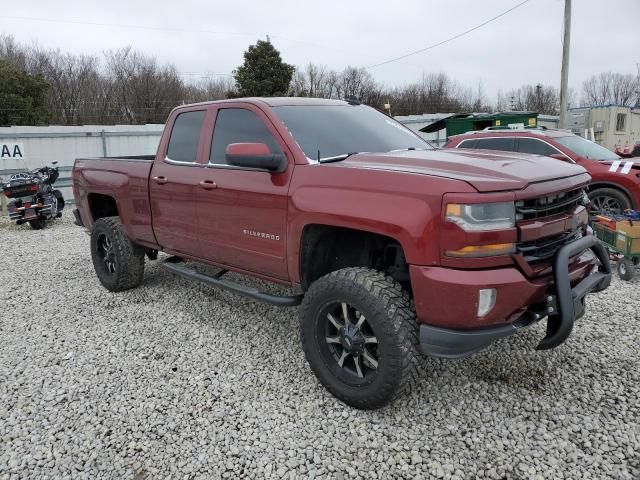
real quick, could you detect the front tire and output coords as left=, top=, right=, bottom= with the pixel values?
left=90, top=216, right=145, bottom=292
left=299, top=267, right=421, bottom=409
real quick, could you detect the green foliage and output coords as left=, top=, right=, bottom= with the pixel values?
left=233, top=39, right=294, bottom=97
left=0, top=59, right=50, bottom=126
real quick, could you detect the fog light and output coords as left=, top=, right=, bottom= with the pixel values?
left=478, top=288, right=497, bottom=317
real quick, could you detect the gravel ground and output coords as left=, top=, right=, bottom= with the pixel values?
left=0, top=211, right=639, bottom=480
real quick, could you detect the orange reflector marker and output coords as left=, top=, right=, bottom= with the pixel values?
left=446, top=243, right=515, bottom=258
left=445, top=203, right=462, bottom=216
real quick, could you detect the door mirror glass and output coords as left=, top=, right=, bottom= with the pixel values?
left=225, top=143, right=286, bottom=172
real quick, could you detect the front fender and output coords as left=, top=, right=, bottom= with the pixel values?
left=287, top=186, right=441, bottom=284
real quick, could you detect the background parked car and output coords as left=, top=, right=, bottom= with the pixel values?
left=445, top=128, right=640, bottom=215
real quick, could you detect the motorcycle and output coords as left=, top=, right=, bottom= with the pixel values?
left=2, top=162, right=65, bottom=229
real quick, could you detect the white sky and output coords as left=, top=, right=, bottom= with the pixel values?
left=1, top=0, right=638, bottom=100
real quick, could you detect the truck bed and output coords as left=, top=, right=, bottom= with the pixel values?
left=73, top=156, right=157, bottom=247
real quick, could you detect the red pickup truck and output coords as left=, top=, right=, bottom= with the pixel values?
left=73, top=97, right=611, bottom=409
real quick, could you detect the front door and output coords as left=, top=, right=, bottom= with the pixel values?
left=196, top=104, right=292, bottom=280
left=149, top=109, right=207, bottom=257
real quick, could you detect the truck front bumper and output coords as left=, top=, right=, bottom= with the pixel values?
left=412, top=236, right=611, bottom=358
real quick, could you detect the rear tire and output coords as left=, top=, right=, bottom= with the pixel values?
left=90, top=216, right=145, bottom=292
left=589, top=188, right=631, bottom=215
left=617, top=258, right=635, bottom=281
left=299, top=267, right=421, bottom=409
left=29, top=219, right=46, bottom=230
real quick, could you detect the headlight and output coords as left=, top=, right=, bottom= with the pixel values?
left=445, top=202, right=515, bottom=231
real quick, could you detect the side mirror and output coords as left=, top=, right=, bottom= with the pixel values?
left=549, top=153, right=570, bottom=161
left=225, top=143, right=286, bottom=173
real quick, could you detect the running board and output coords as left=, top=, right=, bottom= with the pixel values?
left=161, top=256, right=303, bottom=307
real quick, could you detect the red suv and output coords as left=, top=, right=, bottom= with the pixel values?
left=445, top=128, right=640, bottom=215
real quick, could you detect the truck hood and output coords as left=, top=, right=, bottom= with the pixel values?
left=333, top=149, right=588, bottom=192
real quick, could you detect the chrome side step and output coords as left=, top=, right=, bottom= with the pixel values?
left=161, top=256, right=303, bottom=307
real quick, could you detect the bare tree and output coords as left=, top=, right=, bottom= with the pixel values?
left=582, top=71, right=639, bottom=107
left=43, top=51, right=100, bottom=124
left=184, top=76, right=236, bottom=103
left=503, top=84, right=559, bottom=114
left=104, top=47, right=185, bottom=123
left=0, top=34, right=28, bottom=70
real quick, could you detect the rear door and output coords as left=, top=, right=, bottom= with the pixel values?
left=149, top=108, right=207, bottom=257
left=196, top=103, right=293, bottom=280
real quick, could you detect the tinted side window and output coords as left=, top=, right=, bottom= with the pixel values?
left=457, top=139, right=477, bottom=149
left=210, top=108, right=282, bottom=164
left=167, top=110, right=205, bottom=163
left=474, top=138, right=515, bottom=151
left=517, top=138, right=558, bottom=156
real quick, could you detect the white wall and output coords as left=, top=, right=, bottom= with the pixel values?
left=0, top=125, right=164, bottom=203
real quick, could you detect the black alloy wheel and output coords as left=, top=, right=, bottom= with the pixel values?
left=322, top=301, right=379, bottom=382
left=96, top=233, right=117, bottom=276
left=589, top=188, right=631, bottom=215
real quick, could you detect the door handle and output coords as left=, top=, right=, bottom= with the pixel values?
left=199, top=180, right=218, bottom=190
left=152, top=176, right=168, bottom=185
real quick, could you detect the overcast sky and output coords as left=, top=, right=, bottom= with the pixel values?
left=1, top=0, right=638, bottom=100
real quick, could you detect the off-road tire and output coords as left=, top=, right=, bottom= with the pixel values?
left=90, top=216, right=145, bottom=292
left=617, top=258, right=635, bottom=281
left=589, top=188, right=631, bottom=215
left=29, top=219, right=46, bottom=230
left=299, top=267, right=421, bottom=409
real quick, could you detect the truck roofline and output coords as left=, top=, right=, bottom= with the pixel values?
left=169, top=97, right=350, bottom=112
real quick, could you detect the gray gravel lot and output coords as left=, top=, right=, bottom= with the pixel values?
left=0, top=211, right=639, bottom=480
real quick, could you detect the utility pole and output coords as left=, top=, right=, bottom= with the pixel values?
left=559, top=0, right=572, bottom=128
left=536, top=83, right=543, bottom=112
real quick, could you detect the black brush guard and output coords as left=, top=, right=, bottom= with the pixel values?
left=536, top=236, right=612, bottom=350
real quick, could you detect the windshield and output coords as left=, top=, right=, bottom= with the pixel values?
left=555, top=135, right=620, bottom=161
left=273, top=104, right=430, bottom=160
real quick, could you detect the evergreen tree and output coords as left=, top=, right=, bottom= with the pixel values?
left=233, top=39, right=294, bottom=97
left=0, top=59, right=50, bottom=125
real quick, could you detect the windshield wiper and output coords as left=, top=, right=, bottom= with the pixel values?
left=318, top=152, right=360, bottom=164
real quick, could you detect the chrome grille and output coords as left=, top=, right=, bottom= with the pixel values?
left=515, top=188, right=586, bottom=221
left=516, top=188, right=587, bottom=265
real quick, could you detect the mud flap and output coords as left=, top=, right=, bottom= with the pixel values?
left=536, top=236, right=612, bottom=350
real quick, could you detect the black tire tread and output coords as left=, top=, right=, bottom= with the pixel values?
left=91, top=216, right=145, bottom=292
left=299, top=267, right=422, bottom=409
left=617, top=258, right=635, bottom=281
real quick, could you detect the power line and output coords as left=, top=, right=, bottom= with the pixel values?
left=364, top=0, right=531, bottom=69
left=0, top=14, right=340, bottom=52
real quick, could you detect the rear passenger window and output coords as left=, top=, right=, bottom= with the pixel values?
left=517, top=138, right=558, bottom=157
left=457, top=139, right=477, bottom=149
left=474, top=138, right=515, bottom=151
left=210, top=108, right=282, bottom=165
left=167, top=110, right=205, bottom=163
